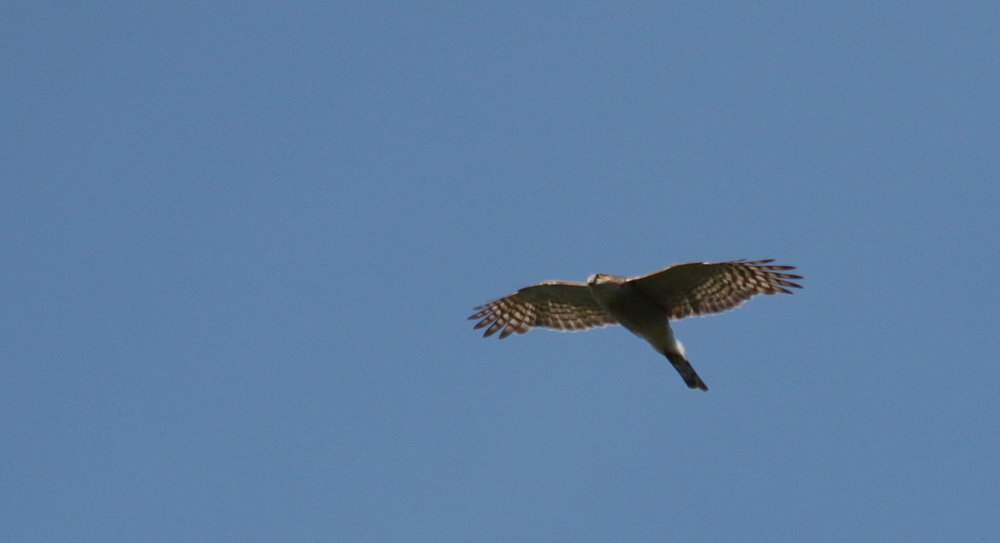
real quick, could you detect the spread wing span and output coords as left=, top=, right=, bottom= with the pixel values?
left=469, top=281, right=618, bottom=339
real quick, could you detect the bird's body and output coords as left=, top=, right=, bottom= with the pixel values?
left=470, top=259, right=803, bottom=391
left=587, top=274, right=704, bottom=389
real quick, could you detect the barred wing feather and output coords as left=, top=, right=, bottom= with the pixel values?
left=469, top=281, right=618, bottom=339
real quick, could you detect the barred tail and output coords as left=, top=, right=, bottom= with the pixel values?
left=663, top=352, right=709, bottom=391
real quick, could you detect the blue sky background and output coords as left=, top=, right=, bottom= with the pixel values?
left=2, top=1, right=998, bottom=541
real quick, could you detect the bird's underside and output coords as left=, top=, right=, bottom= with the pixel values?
left=469, top=259, right=803, bottom=391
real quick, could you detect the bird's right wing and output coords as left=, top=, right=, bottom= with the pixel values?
left=469, top=281, right=619, bottom=339
left=628, top=259, right=803, bottom=320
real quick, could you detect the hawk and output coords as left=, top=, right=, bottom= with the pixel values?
left=469, top=259, right=803, bottom=391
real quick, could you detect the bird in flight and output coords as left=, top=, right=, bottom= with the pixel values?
left=469, top=259, right=803, bottom=391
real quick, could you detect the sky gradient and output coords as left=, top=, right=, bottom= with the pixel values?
left=2, top=2, right=998, bottom=542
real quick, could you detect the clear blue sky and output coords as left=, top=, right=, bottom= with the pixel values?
left=2, top=2, right=998, bottom=541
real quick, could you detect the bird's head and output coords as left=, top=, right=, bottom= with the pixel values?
left=587, top=273, right=627, bottom=286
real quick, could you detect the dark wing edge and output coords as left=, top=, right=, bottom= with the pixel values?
left=722, top=259, right=804, bottom=295
left=469, top=281, right=618, bottom=339
left=629, top=259, right=803, bottom=320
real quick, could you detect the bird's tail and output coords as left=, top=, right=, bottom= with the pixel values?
left=663, top=352, right=709, bottom=391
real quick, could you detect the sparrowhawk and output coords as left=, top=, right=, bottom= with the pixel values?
left=469, top=259, right=803, bottom=391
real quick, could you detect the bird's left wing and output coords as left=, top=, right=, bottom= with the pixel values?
left=628, top=259, right=803, bottom=320
left=469, top=281, right=618, bottom=339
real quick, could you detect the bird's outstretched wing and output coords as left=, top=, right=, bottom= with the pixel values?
left=469, top=281, right=618, bottom=339
left=628, top=259, right=803, bottom=321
